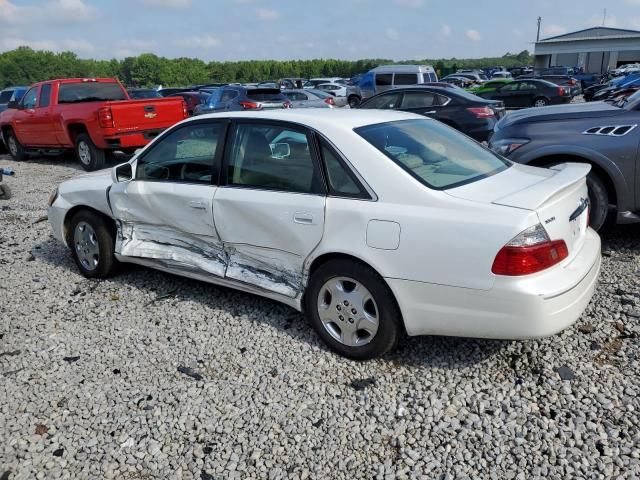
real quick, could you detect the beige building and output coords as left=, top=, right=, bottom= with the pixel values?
left=534, top=26, right=640, bottom=73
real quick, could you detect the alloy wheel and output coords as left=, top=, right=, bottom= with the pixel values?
left=78, top=141, right=92, bottom=166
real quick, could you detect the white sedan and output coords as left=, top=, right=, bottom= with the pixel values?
left=48, top=110, right=601, bottom=359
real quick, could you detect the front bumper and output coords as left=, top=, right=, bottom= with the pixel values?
left=388, top=228, right=601, bottom=338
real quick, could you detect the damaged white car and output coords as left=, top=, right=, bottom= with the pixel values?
left=48, top=110, right=601, bottom=359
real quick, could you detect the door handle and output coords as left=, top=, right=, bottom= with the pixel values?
left=293, top=213, right=314, bottom=224
left=188, top=200, right=206, bottom=210
left=424, top=110, right=436, bottom=115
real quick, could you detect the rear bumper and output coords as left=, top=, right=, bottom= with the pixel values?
left=388, top=228, right=601, bottom=339
left=98, top=129, right=166, bottom=149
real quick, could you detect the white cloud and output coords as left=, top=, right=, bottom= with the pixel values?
left=175, top=34, right=221, bottom=48
left=440, top=24, right=451, bottom=37
left=256, top=8, right=280, bottom=20
left=0, top=0, right=96, bottom=24
left=542, top=24, right=567, bottom=37
left=0, top=37, right=58, bottom=51
left=141, top=0, right=191, bottom=7
left=385, top=28, right=399, bottom=41
left=466, top=29, right=481, bottom=41
left=62, top=39, right=95, bottom=52
left=393, top=0, right=424, bottom=7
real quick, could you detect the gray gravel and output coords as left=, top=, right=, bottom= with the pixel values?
left=1, top=153, right=639, bottom=480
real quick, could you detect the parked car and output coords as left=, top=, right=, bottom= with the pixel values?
left=282, top=89, right=345, bottom=108
left=168, top=91, right=207, bottom=116
left=304, top=78, right=346, bottom=89
left=0, top=78, right=188, bottom=171
left=537, top=75, right=581, bottom=97
left=476, top=79, right=571, bottom=108
left=315, top=83, right=348, bottom=98
left=440, top=76, right=476, bottom=88
left=357, top=65, right=438, bottom=100
left=491, top=71, right=512, bottom=79
left=0, top=86, right=27, bottom=114
left=467, top=79, right=512, bottom=96
left=127, top=88, right=162, bottom=99
left=611, top=63, right=640, bottom=76
left=278, top=78, right=306, bottom=89
left=592, top=77, right=640, bottom=102
left=357, top=86, right=505, bottom=141
left=158, top=87, right=190, bottom=97
left=452, top=72, right=488, bottom=83
left=489, top=93, right=640, bottom=230
left=193, top=85, right=291, bottom=115
left=47, top=109, right=600, bottom=359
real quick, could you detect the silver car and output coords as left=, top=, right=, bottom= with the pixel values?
left=282, top=89, right=347, bottom=108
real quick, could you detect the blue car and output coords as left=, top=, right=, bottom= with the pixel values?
left=0, top=86, right=27, bottom=114
left=193, top=85, right=291, bottom=115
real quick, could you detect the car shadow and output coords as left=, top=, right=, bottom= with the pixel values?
left=34, top=236, right=510, bottom=368
left=22, top=150, right=127, bottom=170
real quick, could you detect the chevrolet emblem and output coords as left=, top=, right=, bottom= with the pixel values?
left=144, top=112, right=157, bottom=119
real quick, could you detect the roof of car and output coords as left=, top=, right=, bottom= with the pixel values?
left=193, top=109, right=424, bottom=130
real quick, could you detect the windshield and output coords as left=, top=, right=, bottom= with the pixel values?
left=58, top=82, right=127, bottom=103
left=355, top=119, right=510, bottom=190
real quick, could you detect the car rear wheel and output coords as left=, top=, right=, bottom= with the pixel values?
left=348, top=95, right=361, bottom=108
left=586, top=172, right=609, bottom=231
left=75, top=133, right=106, bottom=171
left=6, top=130, right=27, bottom=162
left=305, top=259, right=401, bottom=360
left=532, top=97, right=549, bottom=107
left=69, top=210, right=118, bottom=278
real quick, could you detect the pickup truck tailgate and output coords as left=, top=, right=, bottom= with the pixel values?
left=107, top=98, right=185, bottom=134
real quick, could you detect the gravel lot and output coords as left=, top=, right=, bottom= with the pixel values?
left=1, top=153, right=639, bottom=480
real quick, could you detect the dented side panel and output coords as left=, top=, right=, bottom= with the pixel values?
left=213, top=188, right=326, bottom=298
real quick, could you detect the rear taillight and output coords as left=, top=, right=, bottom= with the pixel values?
left=558, top=87, right=565, bottom=96
left=568, top=79, right=577, bottom=86
left=492, top=224, right=568, bottom=276
left=182, top=100, right=188, bottom=118
left=467, top=106, right=495, bottom=118
left=324, top=97, right=335, bottom=106
left=98, top=107, right=114, bottom=128
left=239, top=100, right=261, bottom=110
left=283, top=101, right=292, bottom=109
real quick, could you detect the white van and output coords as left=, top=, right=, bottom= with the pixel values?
left=359, top=65, right=438, bottom=98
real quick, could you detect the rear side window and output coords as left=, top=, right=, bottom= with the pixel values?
left=320, top=141, right=368, bottom=198
left=220, top=90, right=239, bottom=103
left=355, top=119, right=509, bottom=190
left=136, top=122, right=225, bottom=184
left=246, top=90, right=286, bottom=101
left=375, top=74, right=393, bottom=86
left=361, top=92, right=401, bottom=109
left=226, top=123, right=322, bottom=194
left=58, top=82, right=126, bottom=103
left=38, top=84, right=52, bottom=108
left=394, top=74, right=418, bottom=85
left=401, top=92, right=436, bottom=108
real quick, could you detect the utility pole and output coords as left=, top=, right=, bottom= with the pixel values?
left=536, top=16, right=542, bottom=41
left=602, top=8, right=607, bottom=26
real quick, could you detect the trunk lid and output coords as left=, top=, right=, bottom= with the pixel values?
left=106, top=97, right=186, bottom=133
left=447, top=162, right=591, bottom=256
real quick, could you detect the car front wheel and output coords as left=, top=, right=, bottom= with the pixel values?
left=69, top=210, right=118, bottom=278
left=533, top=97, right=549, bottom=107
left=305, top=259, right=401, bottom=360
left=586, top=172, right=609, bottom=231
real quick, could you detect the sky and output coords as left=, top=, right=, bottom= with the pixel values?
left=1, top=0, right=640, bottom=61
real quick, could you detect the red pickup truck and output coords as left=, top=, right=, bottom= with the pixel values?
left=0, top=78, right=188, bottom=171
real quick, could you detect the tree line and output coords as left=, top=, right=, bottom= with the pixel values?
left=0, top=47, right=533, bottom=88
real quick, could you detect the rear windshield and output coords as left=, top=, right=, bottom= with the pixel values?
left=246, top=89, right=286, bottom=101
left=355, top=119, right=509, bottom=190
left=129, top=89, right=161, bottom=99
left=58, top=82, right=127, bottom=104
left=0, top=90, right=13, bottom=103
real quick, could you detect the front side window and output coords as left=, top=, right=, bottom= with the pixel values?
left=21, top=87, right=38, bottom=109
left=361, top=92, right=401, bottom=109
left=38, top=84, right=52, bottom=108
left=136, top=122, right=224, bottom=184
left=220, top=89, right=239, bottom=103
left=226, top=123, right=322, bottom=194
left=355, top=119, right=509, bottom=190
left=499, top=83, right=519, bottom=92
left=518, top=82, right=537, bottom=91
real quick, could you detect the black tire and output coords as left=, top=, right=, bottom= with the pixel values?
left=348, top=95, right=361, bottom=108
left=75, top=133, right=105, bottom=171
left=586, top=172, right=609, bottom=231
left=68, top=210, right=118, bottom=278
left=5, top=130, right=27, bottom=162
left=532, top=97, right=549, bottom=107
left=304, top=259, right=401, bottom=360
left=0, top=184, right=11, bottom=200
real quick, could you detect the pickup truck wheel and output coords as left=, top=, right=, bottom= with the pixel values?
left=348, top=95, right=361, bottom=108
left=6, top=131, right=27, bottom=162
left=75, top=133, right=105, bottom=171
left=586, top=172, right=609, bottom=231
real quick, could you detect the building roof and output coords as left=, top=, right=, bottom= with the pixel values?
left=538, top=26, right=640, bottom=43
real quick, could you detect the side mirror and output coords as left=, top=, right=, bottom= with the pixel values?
left=112, top=162, right=133, bottom=183
left=7, top=101, right=18, bottom=109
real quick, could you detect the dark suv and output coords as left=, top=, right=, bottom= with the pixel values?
left=489, top=91, right=640, bottom=230
left=194, top=86, right=291, bottom=115
left=476, top=79, right=571, bottom=108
